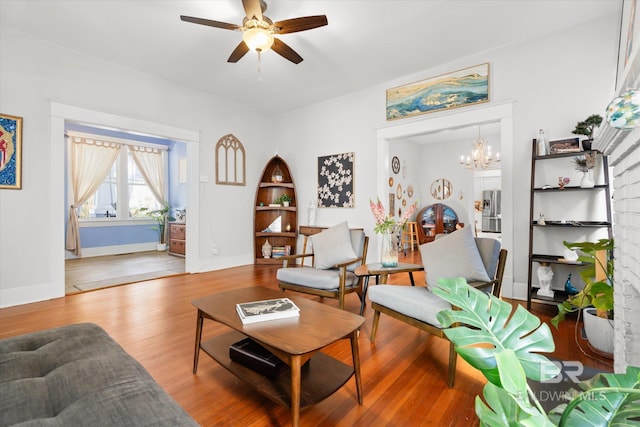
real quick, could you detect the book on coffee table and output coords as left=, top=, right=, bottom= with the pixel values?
left=236, top=298, right=300, bottom=324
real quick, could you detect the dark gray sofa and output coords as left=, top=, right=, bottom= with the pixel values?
left=0, top=323, right=198, bottom=426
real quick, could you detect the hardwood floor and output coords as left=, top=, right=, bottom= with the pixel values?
left=1, top=250, right=611, bottom=426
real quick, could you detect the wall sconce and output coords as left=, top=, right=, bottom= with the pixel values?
left=605, top=89, right=640, bottom=129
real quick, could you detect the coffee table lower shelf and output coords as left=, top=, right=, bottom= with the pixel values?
left=201, top=330, right=356, bottom=409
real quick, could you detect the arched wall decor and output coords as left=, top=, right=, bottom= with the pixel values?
left=215, top=134, right=246, bottom=186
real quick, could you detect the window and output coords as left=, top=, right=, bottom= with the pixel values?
left=78, top=162, right=117, bottom=218
left=71, top=138, right=167, bottom=221
left=128, top=151, right=161, bottom=216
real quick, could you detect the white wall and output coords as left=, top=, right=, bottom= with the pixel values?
left=0, top=27, right=276, bottom=307
left=275, top=13, right=619, bottom=299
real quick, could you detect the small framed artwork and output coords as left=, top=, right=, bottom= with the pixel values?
left=549, top=137, right=580, bottom=154
left=388, top=193, right=395, bottom=216
left=0, top=113, right=23, bottom=190
left=317, top=152, right=355, bottom=208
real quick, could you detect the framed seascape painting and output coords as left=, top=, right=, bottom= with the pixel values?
left=0, top=114, right=23, bottom=190
left=317, top=152, right=354, bottom=208
left=386, top=63, right=490, bottom=120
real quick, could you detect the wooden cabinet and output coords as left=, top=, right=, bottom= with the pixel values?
left=415, top=203, right=461, bottom=244
left=168, top=222, right=186, bottom=257
left=254, top=156, right=297, bottom=264
left=526, top=140, right=612, bottom=309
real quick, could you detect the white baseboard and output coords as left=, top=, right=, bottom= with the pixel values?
left=0, top=281, right=64, bottom=308
left=197, top=254, right=254, bottom=273
left=66, top=242, right=158, bottom=259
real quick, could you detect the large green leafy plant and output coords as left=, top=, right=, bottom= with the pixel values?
left=433, top=278, right=640, bottom=426
left=551, top=239, right=614, bottom=328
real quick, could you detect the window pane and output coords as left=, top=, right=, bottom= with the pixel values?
left=128, top=153, right=160, bottom=217
left=78, top=163, right=117, bottom=218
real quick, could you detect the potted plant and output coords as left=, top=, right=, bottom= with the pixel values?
left=274, top=194, right=293, bottom=207
left=433, top=277, right=640, bottom=426
left=572, top=114, right=603, bottom=151
left=140, top=204, right=175, bottom=251
left=551, top=238, right=614, bottom=355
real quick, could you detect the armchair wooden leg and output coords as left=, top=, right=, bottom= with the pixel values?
left=447, top=340, right=457, bottom=388
left=370, top=310, right=380, bottom=342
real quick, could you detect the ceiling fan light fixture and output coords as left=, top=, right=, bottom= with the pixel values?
left=243, top=27, right=274, bottom=51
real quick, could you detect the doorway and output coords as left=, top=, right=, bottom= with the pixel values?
left=50, top=102, right=200, bottom=298
left=376, top=102, right=515, bottom=297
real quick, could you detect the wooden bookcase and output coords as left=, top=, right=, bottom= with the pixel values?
left=254, top=155, right=297, bottom=264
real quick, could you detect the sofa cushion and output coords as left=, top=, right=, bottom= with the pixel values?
left=276, top=266, right=359, bottom=290
left=368, top=285, right=451, bottom=328
left=420, top=227, right=490, bottom=288
left=0, top=323, right=198, bottom=427
left=311, top=221, right=357, bottom=269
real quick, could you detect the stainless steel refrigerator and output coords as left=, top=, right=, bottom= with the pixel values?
left=482, top=190, right=501, bottom=233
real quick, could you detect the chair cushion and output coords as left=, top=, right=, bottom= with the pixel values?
left=311, top=221, right=357, bottom=269
left=369, top=285, right=451, bottom=328
left=276, top=266, right=358, bottom=290
left=420, top=227, right=490, bottom=288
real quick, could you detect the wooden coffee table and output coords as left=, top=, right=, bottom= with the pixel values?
left=355, top=262, right=424, bottom=314
left=192, top=287, right=364, bottom=427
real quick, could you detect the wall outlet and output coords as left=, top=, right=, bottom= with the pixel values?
left=211, top=244, right=219, bottom=255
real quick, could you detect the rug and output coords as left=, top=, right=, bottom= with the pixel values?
left=73, top=270, right=182, bottom=291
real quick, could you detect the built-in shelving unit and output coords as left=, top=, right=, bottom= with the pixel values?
left=527, top=141, right=612, bottom=309
left=253, top=156, right=297, bottom=265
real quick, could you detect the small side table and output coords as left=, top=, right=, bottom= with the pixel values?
left=355, top=262, right=424, bottom=315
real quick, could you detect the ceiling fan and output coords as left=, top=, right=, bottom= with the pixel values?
left=180, top=0, right=328, bottom=64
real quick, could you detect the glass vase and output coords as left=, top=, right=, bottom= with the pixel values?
left=380, top=230, right=398, bottom=268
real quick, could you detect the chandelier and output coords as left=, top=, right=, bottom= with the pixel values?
left=460, top=126, right=500, bottom=170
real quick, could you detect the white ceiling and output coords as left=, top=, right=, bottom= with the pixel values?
left=1, top=0, right=617, bottom=116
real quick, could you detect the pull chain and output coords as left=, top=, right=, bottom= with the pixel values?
left=257, top=49, right=262, bottom=82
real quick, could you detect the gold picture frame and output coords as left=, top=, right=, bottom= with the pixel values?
left=0, top=113, right=23, bottom=190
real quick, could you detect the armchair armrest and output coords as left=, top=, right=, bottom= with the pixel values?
left=279, top=252, right=314, bottom=268
left=333, top=257, right=361, bottom=269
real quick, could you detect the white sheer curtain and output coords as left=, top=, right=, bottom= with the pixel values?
left=66, top=136, right=121, bottom=256
left=129, top=145, right=165, bottom=205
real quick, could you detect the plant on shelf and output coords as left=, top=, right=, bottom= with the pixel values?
left=551, top=238, right=614, bottom=327
left=274, top=194, right=293, bottom=206
left=572, top=152, right=596, bottom=172
left=433, top=277, right=640, bottom=426
left=140, top=204, right=175, bottom=245
left=572, top=114, right=603, bottom=151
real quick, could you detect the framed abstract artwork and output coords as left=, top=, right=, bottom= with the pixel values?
left=0, top=113, right=23, bottom=190
left=317, top=152, right=354, bottom=208
left=386, top=63, right=490, bottom=120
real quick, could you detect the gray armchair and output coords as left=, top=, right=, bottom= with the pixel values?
left=277, top=223, right=368, bottom=311
left=368, top=229, right=507, bottom=387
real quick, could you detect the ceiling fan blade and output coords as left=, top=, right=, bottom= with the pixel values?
left=242, top=0, right=263, bottom=21
left=227, top=41, right=250, bottom=63
left=273, top=15, right=328, bottom=34
left=272, top=38, right=303, bottom=64
left=180, top=15, right=240, bottom=31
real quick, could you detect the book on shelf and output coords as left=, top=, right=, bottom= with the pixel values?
left=229, top=338, right=284, bottom=379
left=236, top=298, right=300, bottom=324
left=271, top=245, right=291, bottom=258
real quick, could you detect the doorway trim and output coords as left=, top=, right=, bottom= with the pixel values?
left=376, top=101, right=515, bottom=297
left=50, top=102, right=200, bottom=297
